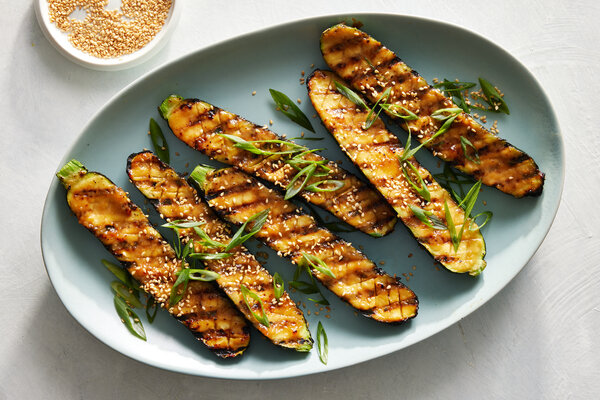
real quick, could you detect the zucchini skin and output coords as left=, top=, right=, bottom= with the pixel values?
left=307, top=70, right=486, bottom=275
left=161, top=96, right=397, bottom=237
left=58, top=163, right=250, bottom=358
left=195, top=167, right=418, bottom=324
left=320, top=24, right=544, bottom=198
left=127, top=151, right=313, bottom=351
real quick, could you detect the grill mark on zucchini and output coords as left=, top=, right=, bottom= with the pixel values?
left=160, top=96, right=397, bottom=236
left=57, top=161, right=250, bottom=358
left=320, top=24, right=544, bottom=198
left=127, top=151, right=313, bottom=351
left=193, top=166, right=418, bottom=324
left=307, top=69, right=486, bottom=275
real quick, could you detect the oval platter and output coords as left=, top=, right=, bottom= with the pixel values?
left=40, top=13, right=564, bottom=379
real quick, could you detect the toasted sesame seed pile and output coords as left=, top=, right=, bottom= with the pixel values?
left=48, top=0, right=172, bottom=59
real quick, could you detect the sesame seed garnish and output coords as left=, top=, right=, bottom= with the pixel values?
left=252, top=91, right=257, bottom=96
left=47, top=0, right=173, bottom=59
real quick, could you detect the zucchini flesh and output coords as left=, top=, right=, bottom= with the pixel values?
left=308, top=70, right=486, bottom=275
left=320, top=24, right=544, bottom=198
left=160, top=95, right=397, bottom=237
left=127, top=151, right=312, bottom=351
left=193, top=166, right=418, bottom=323
left=56, top=160, right=250, bottom=358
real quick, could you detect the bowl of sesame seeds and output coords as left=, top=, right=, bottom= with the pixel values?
left=35, top=0, right=181, bottom=71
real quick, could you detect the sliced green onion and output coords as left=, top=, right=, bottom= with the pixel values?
left=288, top=280, right=320, bottom=294
left=218, top=133, right=306, bottom=156
left=301, top=253, right=336, bottom=279
left=458, top=180, right=482, bottom=217
left=102, top=259, right=129, bottom=285
left=471, top=211, right=493, bottom=230
left=145, top=297, right=158, bottom=324
left=225, top=209, right=270, bottom=251
left=316, top=321, right=328, bottom=365
left=149, top=118, right=169, bottom=164
left=188, top=268, right=220, bottom=281
left=401, top=161, right=431, bottom=202
left=114, top=295, right=146, bottom=341
left=479, top=78, right=509, bottom=114
left=110, top=281, right=143, bottom=309
left=334, top=81, right=368, bottom=109
left=444, top=200, right=461, bottom=252
left=188, top=252, right=231, bottom=260
left=364, top=87, right=391, bottom=129
left=381, top=103, right=418, bottom=120
left=240, top=284, right=270, bottom=327
left=434, top=80, right=476, bottom=113
left=269, top=89, right=315, bottom=132
left=460, top=136, right=480, bottom=164
left=192, top=227, right=227, bottom=249
left=169, top=267, right=190, bottom=306
left=305, top=179, right=345, bottom=193
left=272, top=272, right=284, bottom=299
left=162, top=220, right=205, bottom=229
left=409, top=205, right=447, bottom=230
left=285, top=163, right=317, bottom=200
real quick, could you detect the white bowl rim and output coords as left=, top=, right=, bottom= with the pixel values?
left=34, top=0, right=181, bottom=71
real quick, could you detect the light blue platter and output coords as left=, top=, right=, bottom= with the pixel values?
left=40, top=13, right=564, bottom=379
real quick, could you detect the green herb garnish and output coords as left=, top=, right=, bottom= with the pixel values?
left=149, top=118, right=169, bottom=164
left=272, top=272, right=284, bottom=300
left=102, top=259, right=132, bottom=287
left=381, top=103, right=419, bottom=120
left=444, top=200, right=461, bottom=252
left=399, top=108, right=461, bottom=162
left=401, top=161, right=431, bottom=202
left=110, top=281, right=143, bottom=309
left=334, top=81, right=368, bottom=109
left=284, top=158, right=344, bottom=200
left=301, top=253, right=336, bottom=279
left=289, top=263, right=330, bottom=305
left=409, top=205, right=447, bottom=230
left=316, top=321, right=328, bottom=365
left=410, top=179, right=488, bottom=252
left=224, top=209, right=270, bottom=252
left=304, top=179, right=345, bottom=193
left=218, top=133, right=307, bottom=156
left=364, top=87, right=391, bottom=129
left=114, top=295, right=146, bottom=341
left=434, top=80, right=477, bottom=113
left=472, top=211, right=493, bottom=230
left=269, top=89, right=315, bottom=132
left=103, top=259, right=156, bottom=340
left=460, top=136, right=480, bottom=164
left=240, top=284, right=270, bottom=327
left=145, top=297, right=158, bottom=323
left=479, top=78, right=509, bottom=114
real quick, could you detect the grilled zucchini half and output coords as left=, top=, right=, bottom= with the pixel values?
left=56, top=160, right=250, bottom=358
left=159, top=95, right=397, bottom=237
left=320, top=24, right=544, bottom=198
left=191, top=165, right=418, bottom=323
left=127, top=151, right=312, bottom=351
left=308, top=70, right=486, bottom=275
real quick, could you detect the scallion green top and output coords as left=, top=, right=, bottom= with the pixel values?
left=56, top=159, right=87, bottom=188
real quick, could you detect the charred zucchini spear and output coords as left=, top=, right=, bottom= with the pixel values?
left=320, top=24, right=544, bottom=198
left=308, top=70, right=486, bottom=275
left=158, top=95, right=397, bottom=237
left=191, top=165, right=418, bottom=323
left=56, top=160, right=250, bottom=358
left=127, top=151, right=312, bottom=351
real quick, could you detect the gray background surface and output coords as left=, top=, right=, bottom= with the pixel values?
left=1, top=1, right=599, bottom=399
